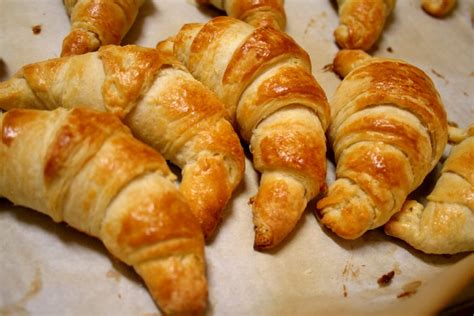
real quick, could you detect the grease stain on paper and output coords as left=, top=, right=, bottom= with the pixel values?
left=0, top=266, right=42, bottom=316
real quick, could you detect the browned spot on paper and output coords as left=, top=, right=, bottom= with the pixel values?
left=377, top=270, right=395, bottom=287
left=469, top=71, right=474, bottom=77
left=463, top=91, right=469, bottom=97
left=304, top=17, right=317, bottom=35
left=342, top=262, right=360, bottom=279
left=397, top=280, right=422, bottom=298
left=343, top=284, right=348, bottom=297
left=386, top=47, right=394, bottom=53
left=106, top=269, right=121, bottom=282
left=32, top=25, right=42, bottom=35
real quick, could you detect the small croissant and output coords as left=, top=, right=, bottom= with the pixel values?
left=0, top=107, right=207, bottom=314
left=61, top=0, right=144, bottom=56
left=421, top=0, right=456, bottom=17
left=385, top=124, right=474, bottom=254
left=334, top=0, right=396, bottom=51
left=159, top=17, right=330, bottom=250
left=316, top=49, right=448, bottom=239
left=0, top=45, right=245, bottom=240
left=196, top=0, right=286, bottom=30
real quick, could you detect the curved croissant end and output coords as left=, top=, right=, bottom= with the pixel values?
left=421, top=0, right=456, bottom=17
left=61, top=0, right=145, bottom=56
left=385, top=125, right=474, bottom=254
left=334, top=0, right=396, bottom=51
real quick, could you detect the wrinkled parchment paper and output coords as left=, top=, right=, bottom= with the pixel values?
left=0, top=0, right=473, bottom=315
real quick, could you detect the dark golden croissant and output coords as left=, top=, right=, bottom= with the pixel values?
left=196, top=0, right=286, bottom=30
left=385, top=124, right=474, bottom=254
left=334, top=0, right=396, bottom=51
left=0, top=107, right=207, bottom=314
left=61, top=0, right=144, bottom=56
left=159, top=16, right=330, bottom=250
left=0, top=45, right=245, bottom=240
left=316, top=49, right=448, bottom=239
left=421, top=0, right=456, bottom=17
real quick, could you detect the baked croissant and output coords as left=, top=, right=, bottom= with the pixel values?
left=159, top=16, right=330, bottom=249
left=0, top=45, right=245, bottom=240
left=316, top=49, right=448, bottom=239
left=0, top=107, right=207, bottom=314
left=421, top=0, right=456, bottom=17
left=196, top=0, right=286, bottom=30
left=334, top=0, right=396, bottom=51
left=385, top=124, right=474, bottom=254
left=61, top=0, right=144, bottom=56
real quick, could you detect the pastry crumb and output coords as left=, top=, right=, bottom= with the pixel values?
left=377, top=270, right=395, bottom=286
left=386, top=46, right=394, bottom=53
left=397, top=280, right=422, bottom=298
left=32, top=24, right=42, bottom=35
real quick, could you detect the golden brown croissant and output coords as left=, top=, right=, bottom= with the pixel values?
left=421, top=0, right=456, bottom=17
left=334, top=0, right=396, bottom=51
left=61, top=0, right=144, bottom=56
left=316, top=49, right=448, bottom=239
left=159, top=16, right=330, bottom=250
left=385, top=124, right=474, bottom=254
left=0, top=45, right=245, bottom=240
left=196, top=0, right=286, bottom=30
left=0, top=107, right=207, bottom=314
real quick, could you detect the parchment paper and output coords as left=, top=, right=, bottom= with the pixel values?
left=0, top=0, right=473, bottom=315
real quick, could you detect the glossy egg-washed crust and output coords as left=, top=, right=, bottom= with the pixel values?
left=61, top=0, right=144, bottom=56
left=335, top=0, right=396, bottom=51
left=0, top=108, right=207, bottom=314
left=385, top=124, right=474, bottom=254
left=196, top=0, right=286, bottom=30
left=316, top=49, right=448, bottom=239
left=0, top=45, right=245, bottom=240
left=421, top=0, right=456, bottom=17
left=161, top=16, right=330, bottom=250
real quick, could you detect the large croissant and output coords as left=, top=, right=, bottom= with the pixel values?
left=159, top=16, right=330, bottom=250
left=0, top=45, right=245, bottom=240
left=421, top=0, right=456, bottom=17
left=385, top=124, right=474, bottom=254
left=334, top=0, right=396, bottom=51
left=196, top=0, right=286, bottom=30
left=0, top=107, right=207, bottom=314
left=61, top=0, right=144, bottom=56
left=316, top=49, right=448, bottom=239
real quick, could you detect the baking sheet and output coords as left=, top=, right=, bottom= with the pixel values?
left=0, top=0, right=473, bottom=315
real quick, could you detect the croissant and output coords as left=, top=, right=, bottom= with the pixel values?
left=0, top=107, right=207, bottom=314
left=159, top=16, right=330, bottom=250
left=61, top=0, right=144, bottom=56
left=421, top=0, right=456, bottom=17
left=0, top=45, right=245, bottom=240
left=316, top=49, right=448, bottom=239
left=196, top=0, right=286, bottom=30
left=385, top=124, right=474, bottom=254
left=334, top=0, right=396, bottom=51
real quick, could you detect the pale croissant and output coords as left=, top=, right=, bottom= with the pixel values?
left=316, top=49, right=448, bottom=239
left=61, top=0, right=144, bottom=56
left=196, top=0, right=286, bottom=30
left=0, top=107, right=207, bottom=314
left=334, top=0, right=396, bottom=51
left=0, top=45, right=245, bottom=240
left=421, top=0, right=456, bottom=17
left=159, top=16, right=330, bottom=250
left=385, top=124, right=474, bottom=254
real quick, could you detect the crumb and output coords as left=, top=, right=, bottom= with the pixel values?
left=32, top=25, right=42, bottom=35
left=248, top=196, right=255, bottom=205
left=431, top=68, right=445, bottom=79
left=118, top=293, right=122, bottom=299
left=463, top=91, right=469, bottom=96
left=343, top=284, right=348, bottom=297
left=377, top=270, right=395, bottom=286
left=106, top=269, right=121, bottom=282
left=322, top=63, right=335, bottom=73
left=386, top=47, right=394, bottom=53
